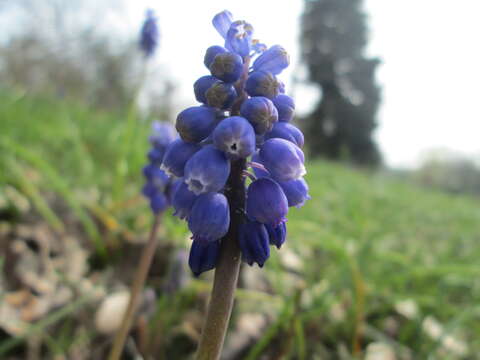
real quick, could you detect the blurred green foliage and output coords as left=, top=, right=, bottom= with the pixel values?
left=1, top=90, right=480, bottom=358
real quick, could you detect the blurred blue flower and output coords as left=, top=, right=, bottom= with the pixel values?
left=142, top=164, right=169, bottom=189
left=150, top=192, right=168, bottom=214
left=142, top=122, right=176, bottom=214
left=149, top=121, right=177, bottom=149
left=147, top=148, right=165, bottom=164
left=140, top=9, right=159, bottom=58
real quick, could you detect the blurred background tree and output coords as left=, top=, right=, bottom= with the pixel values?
left=301, top=0, right=381, bottom=165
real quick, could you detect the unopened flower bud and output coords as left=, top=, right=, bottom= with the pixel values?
left=240, top=96, right=278, bottom=134
left=176, top=106, right=217, bottom=143
left=204, top=45, right=228, bottom=68
left=245, top=71, right=280, bottom=99
left=194, top=75, right=219, bottom=104
left=205, top=81, right=237, bottom=109
left=209, top=52, right=243, bottom=83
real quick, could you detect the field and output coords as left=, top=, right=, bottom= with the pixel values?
left=1, top=90, right=480, bottom=359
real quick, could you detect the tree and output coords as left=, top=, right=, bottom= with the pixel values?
left=301, top=0, right=381, bottom=165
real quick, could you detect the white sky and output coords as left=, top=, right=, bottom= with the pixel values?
left=366, top=0, right=480, bottom=167
left=9, top=0, right=480, bottom=168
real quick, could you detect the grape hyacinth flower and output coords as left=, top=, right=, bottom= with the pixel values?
left=158, top=10, right=310, bottom=359
left=139, top=9, right=159, bottom=58
left=161, top=9, right=310, bottom=275
left=110, top=120, right=179, bottom=359
left=142, top=121, right=177, bottom=214
left=150, top=121, right=177, bottom=151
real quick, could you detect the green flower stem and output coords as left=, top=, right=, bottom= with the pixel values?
left=108, top=213, right=162, bottom=360
left=195, top=56, right=251, bottom=360
left=195, top=158, right=246, bottom=360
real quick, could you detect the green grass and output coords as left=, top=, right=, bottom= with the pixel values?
left=281, top=162, right=480, bottom=358
left=1, top=89, right=480, bottom=358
